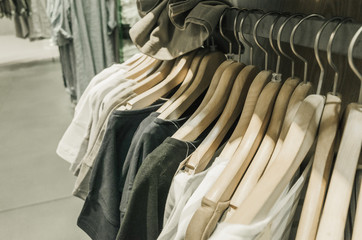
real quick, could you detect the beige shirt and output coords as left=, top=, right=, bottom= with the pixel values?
left=56, top=64, right=126, bottom=165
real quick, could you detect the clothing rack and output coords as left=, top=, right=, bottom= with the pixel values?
left=219, top=11, right=362, bottom=59
left=209, top=8, right=362, bottom=109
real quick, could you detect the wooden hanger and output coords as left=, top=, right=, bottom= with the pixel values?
left=125, top=54, right=148, bottom=71
left=156, top=48, right=209, bottom=113
left=225, top=78, right=299, bottom=218
left=227, top=94, right=324, bottom=224
left=264, top=81, right=311, bottom=170
left=125, top=56, right=162, bottom=79
left=128, top=59, right=176, bottom=96
left=204, top=78, right=281, bottom=199
left=130, top=60, right=163, bottom=82
left=226, top=13, right=326, bottom=225
left=123, top=53, right=145, bottom=67
left=216, top=70, right=270, bottom=160
left=185, top=12, right=282, bottom=175
left=157, top=51, right=228, bottom=119
left=158, top=10, right=242, bottom=121
left=265, top=14, right=313, bottom=170
left=316, top=103, right=362, bottom=240
left=185, top=71, right=280, bottom=239
left=124, top=51, right=197, bottom=110
left=223, top=16, right=300, bottom=218
left=217, top=10, right=267, bottom=161
left=316, top=26, right=362, bottom=240
left=184, top=65, right=259, bottom=174
left=296, top=18, right=345, bottom=240
left=161, top=10, right=259, bottom=125
left=203, top=12, right=282, bottom=205
left=352, top=164, right=362, bottom=240
left=172, top=60, right=246, bottom=142
left=172, top=9, right=249, bottom=143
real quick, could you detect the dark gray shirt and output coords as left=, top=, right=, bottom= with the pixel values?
left=119, top=112, right=189, bottom=223
left=116, top=137, right=203, bottom=240
left=77, top=102, right=164, bottom=240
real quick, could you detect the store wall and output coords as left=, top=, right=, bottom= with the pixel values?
left=0, top=18, right=15, bottom=35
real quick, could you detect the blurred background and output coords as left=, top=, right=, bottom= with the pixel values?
left=0, top=14, right=91, bottom=240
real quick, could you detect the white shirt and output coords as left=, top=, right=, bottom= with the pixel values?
left=172, top=157, right=230, bottom=240
left=56, top=65, right=127, bottom=165
left=209, top=161, right=311, bottom=240
left=69, top=83, right=137, bottom=174
left=76, top=64, right=124, bottom=112
left=158, top=162, right=208, bottom=240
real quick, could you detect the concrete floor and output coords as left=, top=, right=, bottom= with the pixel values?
left=0, top=36, right=59, bottom=67
left=0, top=61, right=90, bottom=239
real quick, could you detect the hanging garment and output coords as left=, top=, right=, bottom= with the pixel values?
left=172, top=155, right=229, bottom=240
left=116, top=131, right=214, bottom=240
left=158, top=143, right=226, bottom=240
left=71, top=92, right=136, bottom=198
left=71, top=64, right=183, bottom=192
left=56, top=65, right=129, bottom=165
left=72, top=85, right=161, bottom=197
left=46, top=0, right=71, bottom=45
left=13, top=0, right=51, bottom=40
left=13, top=14, right=29, bottom=38
left=58, top=44, right=77, bottom=103
left=0, top=0, right=16, bottom=18
left=208, top=162, right=311, bottom=240
left=77, top=101, right=165, bottom=240
left=119, top=113, right=190, bottom=222
left=72, top=96, right=160, bottom=198
left=81, top=81, right=138, bottom=164
left=119, top=91, right=207, bottom=219
left=69, top=0, right=117, bottom=97
left=27, top=0, right=52, bottom=40
left=47, top=0, right=77, bottom=101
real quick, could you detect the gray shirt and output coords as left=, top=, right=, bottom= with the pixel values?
left=70, top=0, right=117, bottom=97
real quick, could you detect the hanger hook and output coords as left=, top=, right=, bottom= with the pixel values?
left=219, top=8, right=233, bottom=59
left=253, top=11, right=279, bottom=70
left=290, top=14, right=325, bottom=84
left=239, top=9, right=264, bottom=65
left=277, top=14, right=304, bottom=78
left=234, top=8, right=247, bottom=62
left=269, top=13, right=282, bottom=73
left=348, top=26, right=362, bottom=104
left=327, top=18, right=353, bottom=95
left=314, top=17, right=343, bottom=95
